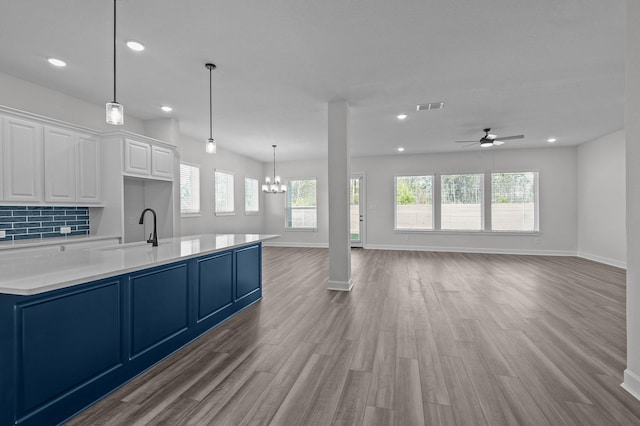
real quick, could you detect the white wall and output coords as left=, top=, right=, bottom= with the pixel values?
left=177, top=135, right=265, bottom=236
left=265, top=147, right=578, bottom=255
left=577, top=130, right=626, bottom=267
left=624, top=0, right=640, bottom=402
left=263, top=159, right=329, bottom=247
left=0, top=71, right=144, bottom=134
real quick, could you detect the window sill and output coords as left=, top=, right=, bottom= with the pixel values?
left=245, top=211, right=260, bottom=216
left=284, top=228, right=318, bottom=232
left=215, top=212, right=235, bottom=217
left=394, top=229, right=540, bottom=236
left=181, top=213, right=201, bottom=218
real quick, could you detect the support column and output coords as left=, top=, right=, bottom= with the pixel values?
left=624, top=0, right=640, bottom=400
left=327, top=99, right=352, bottom=291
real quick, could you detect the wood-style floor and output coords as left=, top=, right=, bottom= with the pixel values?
left=67, top=247, right=640, bottom=425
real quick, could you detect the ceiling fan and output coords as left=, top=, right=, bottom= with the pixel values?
left=456, top=128, right=524, bottom=148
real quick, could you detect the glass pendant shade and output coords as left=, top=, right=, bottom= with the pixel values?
left=206, top=138, right=216, bottom=154
left=106, top=102, right=124, bottom=125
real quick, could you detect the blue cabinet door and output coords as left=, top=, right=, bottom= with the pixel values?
left=197, top=251, right=233, bottom=321
left=235, top=244, right=261, bottom=301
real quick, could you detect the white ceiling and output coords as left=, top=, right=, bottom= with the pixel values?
left=0, top=0, right=625, bottom=162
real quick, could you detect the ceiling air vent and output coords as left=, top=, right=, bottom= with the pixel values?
left=416, top=102, right=445, bottom=111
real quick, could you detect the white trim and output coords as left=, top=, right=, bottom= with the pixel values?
left=263, top=241, right=328, bottom=248
left=577, top=251, right=627, bottom=269
left=393, top=229, right=541, bottom=236
left=284, top=228, right=318, bottom=232
left=327, top=279, right=353, bottom=291
left=363, top=243, right=574, bottom=256
left=623, top=369, right=640, bottom=401
left=181, top=213, right=202, bottom=218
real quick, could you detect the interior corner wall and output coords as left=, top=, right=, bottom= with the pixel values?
left=176, top=135, right=264, bottom=236
left=0, top=71, right=145, bottom=133
left=577, top=130, right=626, bottom=268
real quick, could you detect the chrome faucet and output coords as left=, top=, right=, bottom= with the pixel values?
left=138, top=208, right=158, bottom=246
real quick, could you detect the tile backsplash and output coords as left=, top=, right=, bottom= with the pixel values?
left=0, top=206, right=89, bottom=242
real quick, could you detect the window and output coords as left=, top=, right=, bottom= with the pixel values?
left=441, top=173, right=483, bottom=230
left=179, top=163, right=200, bottom=216
left=245, top=177, right=260, bottom=214
left=394, top=175, right=434, bottom=230
left=215, top=170, right=234, bottom=215
left=286, top=179, right=317, bottom=229
left=491, top=172, right=538, bottom=231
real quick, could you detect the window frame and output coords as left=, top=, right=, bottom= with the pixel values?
left=489, top=170, right=540, bottom=233
left=440, top=172, right=485, bottom=231
left=179, top=162, right=201, bottom=217
left=244, top=177, right=260, bottom=215
left=393, top=175, right=435, bottom=231
left=284, top=177, right=318, bottom=231
left=214, top=169, right=235, bottom=216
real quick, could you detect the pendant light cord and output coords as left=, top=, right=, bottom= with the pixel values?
left=113, top=0, right=117, bottom=103
left=209, top=66, right=213, bottom=140
left=273, top=145, right=277, bottom=179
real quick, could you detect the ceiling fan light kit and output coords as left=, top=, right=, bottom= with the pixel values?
left=456, top=128, right=524, bottom=148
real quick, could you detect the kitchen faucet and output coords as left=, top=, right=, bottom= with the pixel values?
left=138, top=208, right=158, bottom=246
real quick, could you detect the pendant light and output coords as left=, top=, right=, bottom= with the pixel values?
left=205, top=63, right=217, bottom=154
left=106, top=0, right=124, bottom=125
left=263, top=145, right=287, bottom=193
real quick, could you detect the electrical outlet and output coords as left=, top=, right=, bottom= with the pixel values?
left=0, top=230, right=6, bottom=239
left=60, top=226, right=71, bottom=234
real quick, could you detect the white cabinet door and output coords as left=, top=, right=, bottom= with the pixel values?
left=44, top=126, right=76, bottom=202
left=124, top=139, right=151, bottom=176
left=2, top=117, right=42, bottom=202
left=76, top=134, right=102, bottom=203
left=151, top=145, right=174, bottom=180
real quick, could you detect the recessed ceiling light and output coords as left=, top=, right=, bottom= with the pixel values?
left=47, top=58, right=66, bottom=67
left=126, top=41, right=145, bottom=51
left=397, top=147, right=405, bottom=152
left=547, top=138, right=557, bottom=143
left=397, top=114, right=408, bottom=120
left=161, top=105, right=173, bottom=112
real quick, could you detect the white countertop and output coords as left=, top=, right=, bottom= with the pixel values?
left=0, top=234, right=279, bottom=296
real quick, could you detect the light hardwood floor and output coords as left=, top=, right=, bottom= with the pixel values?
left=67, top=247, right=640, bottom=425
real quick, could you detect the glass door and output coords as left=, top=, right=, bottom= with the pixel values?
left=350, top=174, right=364, bottom=247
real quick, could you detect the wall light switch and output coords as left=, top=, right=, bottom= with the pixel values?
left=0, top=230, right=6, bottom=238
left=60, top=226, right=72, bottom=234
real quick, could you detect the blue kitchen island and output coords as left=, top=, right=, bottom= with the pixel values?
left=0, top=234, right=277, bottom=426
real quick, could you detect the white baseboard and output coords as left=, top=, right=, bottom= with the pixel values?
left=577, top=251, right=627, bottom=269
left=623, top=369, right=640, bottom=401
left=263, top=242, right=625, bottom=270
left=327, top=279, right=353, bottom=291
left=363, top=243, right=575, bottom=257
left=263, top=241, right=328, bottom=248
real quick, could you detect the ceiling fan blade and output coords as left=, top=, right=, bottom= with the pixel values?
left=461, top=142, right=476, bottom=148
left=455, top=140, right=477, bottom=143
left=495, top=134, right=524, bottom=141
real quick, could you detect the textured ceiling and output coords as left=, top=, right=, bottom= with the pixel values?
left=0, top=0, right=625, bottom=162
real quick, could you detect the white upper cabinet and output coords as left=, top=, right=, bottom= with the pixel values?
left=44, top=126, right=76, bottom=202
left=123, top=138, right=174, bottom=181
left=151, top=145, right=174, bottom=180
left=43, top=127, right=102, bottom=204
left=76, top=134, right=102, bottom=203
left=124, top=139, right=152, bottom=176
left=2, top=116, right=43, bottom=202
